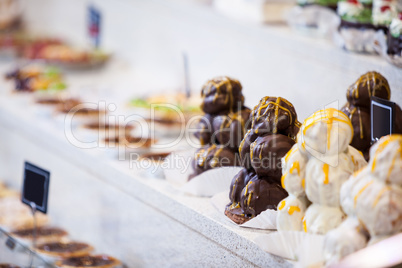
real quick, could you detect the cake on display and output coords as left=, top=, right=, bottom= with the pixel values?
left=276, top=108, right=367, bottom=234
left=387, top=12, right=402, bottom=56
left=324, top=134, right=402, bottom=265
left=298, top=0, right=339, bottom=10
left=35, top=241, right=94, bottom=259
left=55, top=255, right=122, bottom=268
left=225, top=96, right=301, bottom=224
left=11, top=226, right=68, bottom=245
left=190, top=76, right=251, bottom=178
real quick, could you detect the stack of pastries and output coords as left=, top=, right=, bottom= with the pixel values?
left=191, top=77, right=251, bottom=178
left=225, top=96, right=301, bottom=224
left=276, top=108, right=366, bottom=234
left=324, top=134, right=402, bottom=265
left=341, top=71, right=391, bottom=160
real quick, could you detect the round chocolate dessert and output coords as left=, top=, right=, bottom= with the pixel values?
left=201, top=76, right=244, bottom=115
left=190, top=76, right=251, bottom=178
left=56, top=255, right=121, bottom=268
left=341, top=71, right=392, bottom=160
left=12, top=226, right=68, bottom=243
left=251, top=134, right=295, bottom=183
left=225, top=96, right=300, bottom=224
left=192, top=145, right=238, bottom=177
left=35, top=241, right=93, bottom=258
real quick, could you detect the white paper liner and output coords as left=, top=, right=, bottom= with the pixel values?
left=254, top=231, right=325, bottom=261
left=211, top=191, right=278, bottom=230
left=333, top=26, right=378, bottom=53
left=163, top=150, right=243, bottom=197
left=286, top=5, right=339, bottom=38
left=374, top=31, right=402, bottom=68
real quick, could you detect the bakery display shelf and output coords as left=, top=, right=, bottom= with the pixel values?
left=0, top=227, right=55, bottom=268
left=0, top=80, right=290, bottom=266
left=159, top=0, right=402, bottom=86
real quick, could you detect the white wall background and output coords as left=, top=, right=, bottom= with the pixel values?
left=21, top=0, right=402, bottom=121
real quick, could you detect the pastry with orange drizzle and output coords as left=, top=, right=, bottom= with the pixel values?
left=341, top=71, right=391, bottom=160
left=324, top=134, right=402, bottom=265
left=277, top=108, right=367, bottom=234
left=191, top=77, right=251, bottom=178
left=225, top=96, right=300, bottom=224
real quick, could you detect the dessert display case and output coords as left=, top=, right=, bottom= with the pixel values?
left=0, top=0, right=401, bottom=267
left=0, top=228, right=54, bottom=267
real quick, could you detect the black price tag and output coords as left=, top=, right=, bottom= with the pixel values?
left=371, top=96, right=395, bottom=142
left=5, top=237, right=16, bottom=250
left=88, top=5, right=101, bottom=48
left=21, top=162, right=50, bottom=214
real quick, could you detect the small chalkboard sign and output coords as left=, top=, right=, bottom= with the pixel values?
left=371, top=96, right=395, bottom=142
left=21, top=162, right=50, bottom=214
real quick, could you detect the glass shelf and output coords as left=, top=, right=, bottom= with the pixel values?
left=0, top=228, right=55, bottom=268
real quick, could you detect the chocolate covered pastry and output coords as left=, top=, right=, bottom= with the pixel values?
left=35, top=241, right=93, bottom=258
left=341, top=71, right=402, bottom=160
left=191, top=77, right=251, bottom=177
left=12, top=226, right=68, bottom=244
left=387, top=13, right=402, bottom=56
left=225, top=97, right=300, bottom=224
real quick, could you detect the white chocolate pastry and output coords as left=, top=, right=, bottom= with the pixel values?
left=305, top=154, right=354, bottom=207
left=354, top=180, right=402, bottom=236
left=303, top=203, right=345, bottom=234
left=281, top=144, right=308, bottom=198
left=277, top=195, right=310, bottom=231
left=340, top=168, right=373, bottom=216
left=298, top=108, right=353, bottom=160
left=368, top=135, right=402, bottom=186
left=347, top=145, right=367, bottom=172
left=323, top=217, right=369, bottom=266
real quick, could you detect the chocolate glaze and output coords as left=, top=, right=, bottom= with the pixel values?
left=192, top=145, right=238, bottom=177
left=191, top=76, right=251, bottom=178
left=387, top=31, right=402, bottom=55
left=61, top=255, right=116, bottom=267
left=250, top=96, right=300, bottom=140
left=37, top=242, right=89, bottom=253
left=12, top=226, right=67, bottom=238
left=251, top=134, right=295, bottom=184
left=342, top=72, right=392, bottom=161
left=201, top=77, right=244, bottom=115
left=226, top=96, right=299, bottom=222
left=346, top=72, right=390, bottom=109
left=212, top=108, right=251, bottom=150
left=342, top=104, right=371, bottom=152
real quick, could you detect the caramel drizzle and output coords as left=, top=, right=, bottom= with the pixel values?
left=371, top=135, right=402, bottom=172
left=303, top=218, right=307, bottom=232
left=252, top=96, right=294, bottom=134
left=243, top=181, right=253, bottom=207
left=372, top=186, right=391, bottom=208
left=354, top=181, right=374, bottom=207
left=278, top=200, right=286, bottom=210
left=350, top=72, right=391, bottom=104
left=323, top=163, right=330, bottom=184
left=386, top=147, right=402, bottom=181
left=301, top=108, right=352, bottom=150
left=281, top=172, right=288, bottom=189
left=201, top=76, right=239, bottom=113
left=288, top=206, right=300, bottom=215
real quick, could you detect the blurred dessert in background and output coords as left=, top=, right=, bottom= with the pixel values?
left=5, top=64, right=66, bottom=92
left=11, top=226, right=68, bottom=245
left=191, top=76, right=251, bottom=178
left=35, top=241, right=94, bottom=259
